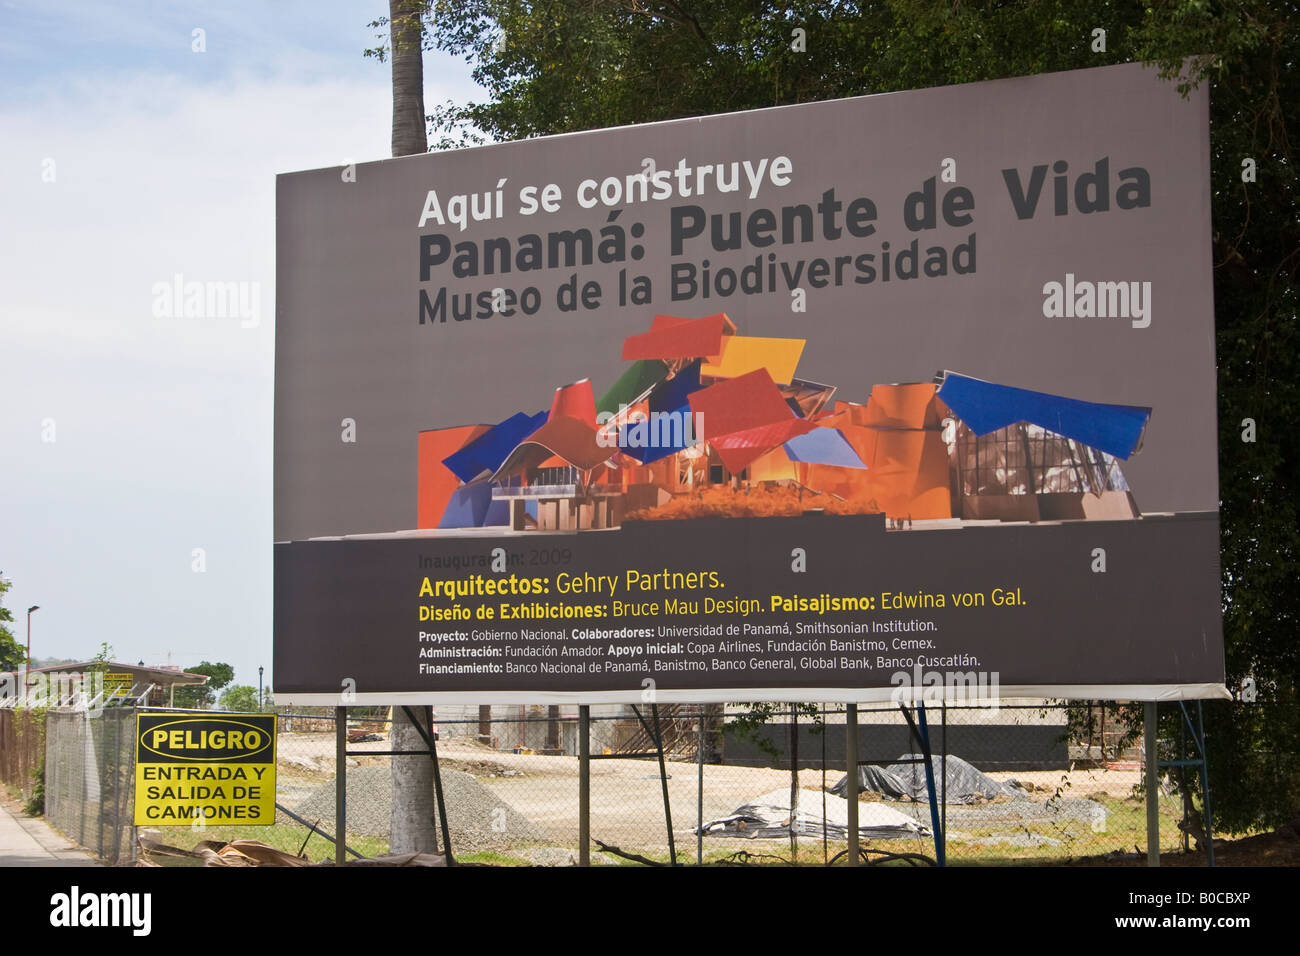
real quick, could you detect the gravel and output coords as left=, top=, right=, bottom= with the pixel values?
left=893, top=796, right=1107, bottom=827
left=293, top=766, right=547, bottom=852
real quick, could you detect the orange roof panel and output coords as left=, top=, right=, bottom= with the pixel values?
left=749, top=447, right=797, bottom=483
left=864, top=384, right=944, bottom=429
left=863, top=430, right=952, bottom=519
left=417, top=425, right=489, bottom=528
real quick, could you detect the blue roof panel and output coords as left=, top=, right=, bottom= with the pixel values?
left=783, top=428, right=867, bottom=468
left=442, top=411, right=548, bottom=482
left=648, top=359, right=703, bottom=415
left=617, top=403, right=701, bottom=465
left=938, top=372, right=1150, bottom=459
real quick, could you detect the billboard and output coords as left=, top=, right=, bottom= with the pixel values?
left=275, top=62, right=1225, bottom=705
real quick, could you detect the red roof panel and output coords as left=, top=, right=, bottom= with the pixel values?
left=548, top=379, right=597, bottom=426
left=622, top=313, right=734, bottom=361
left=688, top=367, right=795, bottom=439
left=491, top=416, right=613, bottom=480
left=711, top=418, right=817, bottom=474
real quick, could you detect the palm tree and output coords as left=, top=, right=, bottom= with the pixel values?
left=386, top=0, right=437, bottom=856
left=389, top=0, right=427, bottom=158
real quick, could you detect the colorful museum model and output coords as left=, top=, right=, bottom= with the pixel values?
left=418, top=313, right=1151, bottom=533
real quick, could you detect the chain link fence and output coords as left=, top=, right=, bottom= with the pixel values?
left=11, top=699, right=1258, bottom=866
left=43, top=705, right=136, bottom=865
left=267, top=701, right=1203, bottom=866
left=0, top=707, right=45, bottom=803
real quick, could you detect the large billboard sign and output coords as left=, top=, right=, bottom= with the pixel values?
left=275, top=63, right=1225, bottom=705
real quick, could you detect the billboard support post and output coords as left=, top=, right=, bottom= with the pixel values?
left=401, top=705, right=454, bottom=864
left=578, top=704, right=590, bottom=867
left=900, top=702, right=945, bottom=866
left=917, top=703, right=944, bottom=867
left=652, top=704, right=676, bottom=866
left=1145, top=701, right=1159, bottom=867
left=845, top=703, right=859, bottom=866
left=632, top=703, right=676, bottom=865
left=335, top=706, right=346, bottom=866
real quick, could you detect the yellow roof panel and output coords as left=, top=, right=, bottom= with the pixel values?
left=700, top=336, right=805, bottom=385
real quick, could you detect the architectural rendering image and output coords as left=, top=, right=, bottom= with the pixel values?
left=417, top=312, right=1151, bottom=534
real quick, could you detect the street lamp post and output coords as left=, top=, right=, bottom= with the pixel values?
left=25, top=606, right=40, bottom=671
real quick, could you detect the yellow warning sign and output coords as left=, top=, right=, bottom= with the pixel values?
left=134, top=713, right=276, bottom=826
left=103, top=672, right=134, bottom=698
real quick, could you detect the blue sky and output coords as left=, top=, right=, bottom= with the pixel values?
left=0, top=1, right=481, bottom=693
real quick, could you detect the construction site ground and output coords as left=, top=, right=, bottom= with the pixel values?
left=265, top=731, right=1186, bottom=864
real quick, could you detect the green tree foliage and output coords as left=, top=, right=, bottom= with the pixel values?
left=218, top=684, right=261, bottom=713
left=379, top=0, right=1298, bottom=833
left=173, top=661, right=235, bottom=709
left=0, top=576, right=26, bottom=672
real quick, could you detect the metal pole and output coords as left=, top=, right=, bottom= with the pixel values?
left=111, top=708, right=123, bottom=865
left=128, top=706, right=138, bottom=865
left=1179, top=711, right=1189, bottom=853
left=697, top=706, right=705, bottom=866
left=846, top=703, right=859, bottom=866
left=631, top=703, right=676, bottom=864
left=335, top=706, right=346, bottom=866
left=96, top=712, right=105, bottom=860
left=651, top=704, right=675, bottom=865
left=914, top=702, right=944, bottom=867
left=1145, top=701, right=1159, bottom=867
left=941, top=702, right=948, bottom=862
left=789, top=703, right=798, bottom=863
left=276, top=801, right=364, bottom=859
left=25, top=606, right=39, bottom=671
left=578, top=704, right=590, bottom=867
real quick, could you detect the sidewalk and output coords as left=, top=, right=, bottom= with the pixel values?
left=0, top=799, right=98, bottom=867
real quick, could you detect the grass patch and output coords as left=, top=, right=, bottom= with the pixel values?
left=152, top=814, right=389, bottom=863
left=456, top=849, right=535, bottom=866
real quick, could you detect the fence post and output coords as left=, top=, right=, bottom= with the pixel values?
left=697, top=705, right=704, bottom=866
left=335, top=706, right=347, bottom=866
left=578, top=704, right=589, bottom=867
left=96, top=713, right=104, bottom=860
left=941, top=702, right=947, bottom=865
left=846, top=703, right=859, bottom=866
left=1145, top=700, right=1159, bottom=867
left=77, top=715, right=86, bottom=848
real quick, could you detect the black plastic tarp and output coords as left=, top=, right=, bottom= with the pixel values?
left=831, top=754, right=1021, bottom=805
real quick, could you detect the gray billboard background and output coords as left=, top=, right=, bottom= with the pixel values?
left=275, top=62, right=1215, bottom=542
